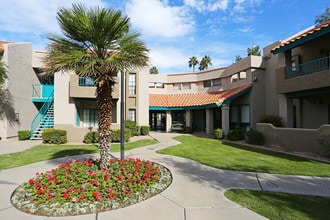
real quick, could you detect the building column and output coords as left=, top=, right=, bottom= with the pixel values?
left=222, top=104, right=230, bottom=136
left=278, top=94, right=293, bottom=127
left=185, top=110, right=191, bottom=129
left=205, top=109, right=213, bottom=134
left=166, top=110, right=172, bottom=132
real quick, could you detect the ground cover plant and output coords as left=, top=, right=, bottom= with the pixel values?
left=225, top=189, right=330, bottom=220
left=0, top=139, right=158, bottom=170
left=11, top=158, right=172, bottom=216
left=157, top=135, right=330, bottom=177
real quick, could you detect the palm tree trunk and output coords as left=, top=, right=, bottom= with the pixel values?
left=97, top=82, right=113, bottom=169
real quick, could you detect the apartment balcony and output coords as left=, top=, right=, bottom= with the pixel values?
left=69, top=75, right=119, bottom=99
left=276, top=56, right=330, bottom=94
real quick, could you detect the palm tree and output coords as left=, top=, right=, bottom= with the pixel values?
left=0, top=52, right=7, bottom=93
left=150, top=66, right=158, bottom=74
left=43, top=4, right=149, bottom=168
left=315, top=7, right=330, bottom=25
left=188, top=56, right=199, bottom=72
left=247, top=44, right=261, bottom=56
left=199, top=55, right=212, bottom=71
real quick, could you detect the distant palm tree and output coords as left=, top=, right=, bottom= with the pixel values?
left=247, top=44, right=261, bottom=56
left=188, top=56, right=199, bottom=72
left=150, top=66, right=158, bottom=74
left=199, top=55, right=212, bottom=71
left=0, top=55, right=7, bottom=92
left=315, top=7, right=330, bottom=25
left=43, top=4, right=149, bottom=168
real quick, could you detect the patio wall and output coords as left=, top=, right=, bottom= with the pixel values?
left=256, top=123, right=330, bottom=155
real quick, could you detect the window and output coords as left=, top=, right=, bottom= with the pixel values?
left=212, top=79, right=221, bottom=86
left=182, top=83, right=191, bottom=90
left=128, top=109, right=136, bottom=122
left=231, top=74, right=238, bottom=83
left=156, top=83, right=164, bottom=88
left=128, top=73, right=136, bottom=95
left=173, top=83, right=181, bottom=90
left=240, top=105, right=250, bottom=123
left=239, top=71, right=247, bottom=79
left=79, top=77, right=95, bottom=86
left=203, top=80, right=211, bottom=87
left=83, top=109, right=98, bottom=127
left=148, top=82, right=155, bottom=88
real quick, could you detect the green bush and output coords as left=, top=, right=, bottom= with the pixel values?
left=42, top=128, right=67, bottom=144
left=246, top=129, right=264, bottom=145
left=125, top=120, right=139, bottom=136
left=227, top=129, right=244, bottom=141
left=258, top=115, right=283, bottom=127
left=83, top=131, right=99, bottom=144
left=185, top=126, right=192, bottom=133
left=213, top=128, right=223, bottom=139
left=317, top=133, right=330, bottom=157
left=111, top=129, right=131, bottom=142
left=18, top=130, right=30, bottom=140
left=140, top=126, right=150, bottom=135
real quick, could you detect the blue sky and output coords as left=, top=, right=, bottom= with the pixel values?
left=0, top=0, right=328, bottom=74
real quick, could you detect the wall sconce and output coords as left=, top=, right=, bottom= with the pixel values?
left=253, top=76, right=258, bottom=82
left=15, top=111, right=19, bottom=121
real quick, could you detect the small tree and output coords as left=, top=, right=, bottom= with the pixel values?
left=150, top=66, right=158, bottom=74
left=315, top=7, right=330, bottom=25
left=188, top=56, right=199, bottom=72
left=235, top=55, right=242, bottom=62
left=247, top=44, right=261, bottom=56
left=0, top=52, right=7, bottom=94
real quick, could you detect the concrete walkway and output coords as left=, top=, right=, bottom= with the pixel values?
left=1, top=132, right=330, bottom=220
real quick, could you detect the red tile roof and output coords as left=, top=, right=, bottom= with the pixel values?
left=0, top=41, right=12, bottom=51
left=271, top=20, right=330, bottom=52
left=150, top=84, right=252, bottom=108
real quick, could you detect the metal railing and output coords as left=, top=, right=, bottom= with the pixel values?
left=30, top=90, right=54, bottom=138
left=79, top=76, right=95, bottom=86
left=285, top=56, right=330, bottom=79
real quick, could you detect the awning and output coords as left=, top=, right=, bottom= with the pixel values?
left=149, top=84, right=252, bottom=110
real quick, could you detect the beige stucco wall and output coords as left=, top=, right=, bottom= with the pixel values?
left=0, top=43, right=39, bottom=139
left=257, top=123, right=330, bottom=155
left=136, top=67, right=149, bottom=126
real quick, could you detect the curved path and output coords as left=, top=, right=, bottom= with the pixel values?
left=1, top=132, right=330, bottom=220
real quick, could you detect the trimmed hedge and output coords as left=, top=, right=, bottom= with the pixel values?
left=140, top=126, right=150, bottom=135
left=227, top=129, right=244, bottom=141
left=83, top=131, right=99, bottom=144
left=18, top=130, right=30, bottom=141
left=125, top=120, right=139, bottom=136
left=213, top=128, right=223, bottom=139
left=246, top=129, right=264, bottom=145
left=42, top=128, right=67, bottom=144
left=111, top=129, right=131, bottom=142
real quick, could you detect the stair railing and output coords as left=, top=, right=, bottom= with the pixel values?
left=30, top=90, right=54, bottom=138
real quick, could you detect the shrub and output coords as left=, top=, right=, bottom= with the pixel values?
left=111, top=129, right=131, bottom=143
left=317, top=133, right=330, bottom=157
left=125, top=120, right=139, bottom=136
left=140, top=126, right=150, bottom=135
left=185, top=126, right=192, bottom=133
left=83, top=131, right=99, bottom=144
left=213, top=128, right=223, bottom=139
left=246, top=129, right=264, bottom=145
left=42, top=128, right=67, bottom=144
left=18, top=130, right=30, bottom=141
left=258, top=115, right=283, bottom=127
left=227, top=129, right=244, bottom=141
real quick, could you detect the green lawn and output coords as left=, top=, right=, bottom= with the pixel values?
left=0, top=139, right=158, bottom=169
left=225, top=189, right=330, bottom=220
left=157, top=135, right=330, bottom=177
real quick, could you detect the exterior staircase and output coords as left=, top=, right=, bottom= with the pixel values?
left=30, top=104, right=54, bottom=140
left=30, top=91, right=54, bottom=140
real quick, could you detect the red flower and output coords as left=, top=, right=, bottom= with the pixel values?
left=68, top=186, right=73, bottom=192
left=36, top=189, right=44, bottom=195
left=80, top=194, right=85, bottom=200
left=46, top=195, right=51, bottom=200
left=63, top=192, right=69, bottom=199
left=93, top=192, right=100, bottom=200
left=28, top=179, right=34, bottom=185
left=117, top=176, right=123, bottom=181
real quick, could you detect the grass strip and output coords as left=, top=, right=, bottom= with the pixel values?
left=157, top=135, right=330, bottom=176
left=225, top=189, right=330, bottom=220
left=0, top=139, right=158, bottom=169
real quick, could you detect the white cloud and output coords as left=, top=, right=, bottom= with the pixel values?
left=184, top=0, right=229, bottom=12
left=125, top=0, right=194, bottom=38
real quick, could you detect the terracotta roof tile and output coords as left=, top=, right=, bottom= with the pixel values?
left=150, top=84, right=252, bottom=108
left=0, top=41, right=12, bottom=51
left=271, top=20, right=330, bottom=52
